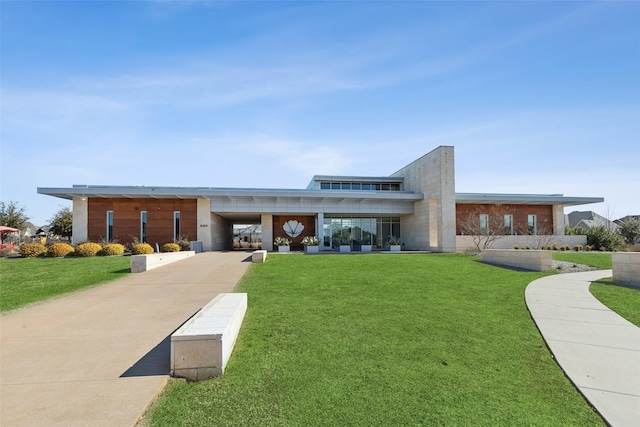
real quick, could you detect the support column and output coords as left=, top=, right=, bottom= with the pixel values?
left=317, top=212, right=325, bottom=251
left=72, top=197, right=88, bottom=245
left=262, top=214, right=273, bottom=251
left=553, top=205, right=565, bottom=235
left=197, top=198, right=213, bottom=251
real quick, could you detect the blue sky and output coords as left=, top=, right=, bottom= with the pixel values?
left=2, top=1, right=639, bottom=226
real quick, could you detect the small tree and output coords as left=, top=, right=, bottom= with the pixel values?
left=458, top=206, right=514, bottom=252
left=617, top=217, right=640, bottom=244
left=49, top=206, right=73, bottom=240
left=0, top=201, right=30, bottom=229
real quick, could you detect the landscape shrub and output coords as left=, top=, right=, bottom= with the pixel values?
left=551, top=243, right=559, bottom=251
left=176, top=235, right=191, bottom=251
left=560, top=244, right=571, bottom=251
left=132, top=243, right=154, bottom=255
left=513, top=245, right=519, bottom=250
left=47, top=243, right=74, bottom=258
left=76, top=242, right=103, bottom=257
left=586, top=245, right=594, bottom=251
left=586, top=226, right=624, bottom=252
left=599, top=246, right=607, bottom=252
left=100, top=243, right=125, bottom=256
left=161, top=243, right=180, bottom=253
left=524, top=245, right=531, bottom=250
left=20, top=243, right=48, bottom=258
left=574, top=245, right=583, bottom=251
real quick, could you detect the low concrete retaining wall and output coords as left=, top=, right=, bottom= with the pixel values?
left=613, top=252, right=640, bottom=288
left=171, top=293, right=248, bottom=381
left=252, top=250, right=267, bottom=263
left=130, top=251, right=195, bottom=273
left=457, top=235, right=587, bottom=252
left=481, top=249, right=552, bottom=271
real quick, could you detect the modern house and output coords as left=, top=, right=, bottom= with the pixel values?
left=38, top=146, right=603, bottom=252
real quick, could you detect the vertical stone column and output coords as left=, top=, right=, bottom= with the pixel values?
left=261, top=214, right=273, bottom=251
left=553, top=205, right=565, bottom=235
left=317, top=212, right=324, bottom=251
left=72, top=197, right=88, bottom=245
left=197, top=198, right=213, bottom=251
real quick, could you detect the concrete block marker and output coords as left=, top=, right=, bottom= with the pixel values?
left=131, top=251, right=195, bottom=273
left=252, top=250, right=267, bottom=263
left=612, top=252, right=640, bottom=288
left=171, top=293, right=248, bottom=381
left=481, top=249, right=552, bottom=271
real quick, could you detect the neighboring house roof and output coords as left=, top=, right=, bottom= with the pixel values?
left=568, top=211, right=618, bottom=230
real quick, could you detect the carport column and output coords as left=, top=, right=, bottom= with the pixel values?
left=197, top=198, right=213, bottom=251
left=262, top=214, right=273, bottom=251
left=317, top=212, right=324, bottom=251
left=553, top=205, right=565, bottom=236
left=72, top=197, right=88, bottom=245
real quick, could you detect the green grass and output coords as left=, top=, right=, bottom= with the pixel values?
left=590, top=281, right=640, bottom=327
left=147, top=254, right=603, bottom=426
left=552, top=252, right=612, bottom=269
left=0, top=256, right=130, bottom=312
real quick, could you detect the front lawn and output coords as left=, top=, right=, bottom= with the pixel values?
left=0, top=256, right=130, bottom=312
left=590, top=282, right=640, bottom=327
left=147, top=254, right=602, bottom=426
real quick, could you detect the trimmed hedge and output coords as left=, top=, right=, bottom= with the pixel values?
left=132, top=243, right=154, bottom=255
left=76, top=242, right=103, bottom=257
left=48, top=243, right=74, bottom=257
left=161, top=243, right=180, bottom=253
left=20, top=243, right=48, bottom=258
left=100, top=243, right=125, bottom=256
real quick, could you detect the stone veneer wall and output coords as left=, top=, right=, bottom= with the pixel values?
left=391, top=146, right=456, bottom=252
left=481, top=249, right=553, bottom=271
left=612, top=252, right=640, bottom=289
left=261, top=214, right=273, bottom=251
left=210, top=213, right=232, bottom=251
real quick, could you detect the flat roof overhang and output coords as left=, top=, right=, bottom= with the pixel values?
left=455, top=193, right=604, bottom=207
left=37, top=185, right=424, bottom=203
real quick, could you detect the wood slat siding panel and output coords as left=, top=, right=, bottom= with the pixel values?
left=87, top=198, right=197, bottom=245
left=455, top=204, right=554, bottom=235
left=273, top=215, right=316, bottom=249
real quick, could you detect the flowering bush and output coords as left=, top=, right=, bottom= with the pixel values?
left=274, top=237, right=290, bottom=246
left=48, top=243, right=74, bottom=257
left=20, top=243, right=48, bottom=258
left=161, top=243, right=180, bottom=252
left=100, top=243, right=125, bottom=256
left=76, top=242, right=102, bottom=257
left=301, top=236, right=320, bottom=246
left=132, top=243, right=154, bottom=255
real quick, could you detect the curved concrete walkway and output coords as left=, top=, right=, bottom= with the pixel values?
left=0, top=251, right=251, bottom=427
left=525, top=270, right=640, bottom=427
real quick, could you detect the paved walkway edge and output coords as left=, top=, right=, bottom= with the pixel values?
left=525, top=270, right=640, bottom=427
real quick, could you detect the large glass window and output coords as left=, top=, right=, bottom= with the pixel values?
left=140, top=211, right=147, bottom=242
left=528, top=214, right=537, bottom=235
left=479, top=214, right=489, bottom=235
left=174, top=211, right=180, bottom=242
left=319, top=181, right=402, bottom=191
left=504, top=214, right=513, bottom=235
left=106, top=211, right=113, bottom=242
left=324, top=216, right=398, bottom=249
